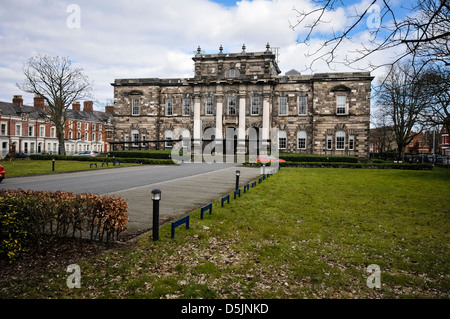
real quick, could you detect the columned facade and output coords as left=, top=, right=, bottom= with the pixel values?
left=112, top=44, right=373, bottom=159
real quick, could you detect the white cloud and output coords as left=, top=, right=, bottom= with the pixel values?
left=0, top=0, right=401, bottom=108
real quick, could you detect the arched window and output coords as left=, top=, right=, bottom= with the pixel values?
left=225, top=69, right=240, bottom=78
left=297, top=131, right=307, bottom=150
left=336, top=131, right=345, bottom=150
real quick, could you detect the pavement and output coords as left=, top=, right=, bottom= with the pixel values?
left=107, top=164, right=264, bottom=240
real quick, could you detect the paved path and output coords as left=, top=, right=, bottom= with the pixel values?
left=108, top=165, right=263, bottom=238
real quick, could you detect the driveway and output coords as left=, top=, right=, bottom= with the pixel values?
left=0, top=163, right=264, bottom=238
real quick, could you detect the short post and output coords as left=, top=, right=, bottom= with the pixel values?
left=235, top=170, right=240, bottom=191
left=52, top=158, right=55, bottom=172
left=113, top=156, right=116, bottom=166
left=151, top=189, right=162, bottom=241
left=263, top=164, right=266, bottom=175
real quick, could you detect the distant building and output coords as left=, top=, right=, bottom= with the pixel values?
left=0, top=95, right=115, bottom=157
left=111, top=44, right=373, bottom=158
left=439, top=126, right=449, bottom=156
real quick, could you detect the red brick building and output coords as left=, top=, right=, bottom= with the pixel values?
left=0, top=95, right=115, bottom=157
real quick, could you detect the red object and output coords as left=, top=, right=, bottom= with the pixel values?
left=257, top=155, right=286, bottom=163
left=0, top=165, right=5, bottom=182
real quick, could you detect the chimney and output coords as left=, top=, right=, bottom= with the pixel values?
left=73, top=101, right=81, bottom=112
left=34, top=94, right=46, bottom=110
left=105, top=106, right=115, bottom=115
left=83, top=101, right=94, bottom=113
left=13, top=95, right=24, bottom=106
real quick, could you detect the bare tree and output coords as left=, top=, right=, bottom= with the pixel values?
left=417, top=64, right=450, bottom=134
left=17, top=55, right=92, bottom=155
left=290, top=0, right=449, bottom=73
left=377, top=62, right=428, bottom=158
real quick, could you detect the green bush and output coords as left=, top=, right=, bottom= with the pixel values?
left=279, top=161, right=433, bottom=170
left=108, top=150, right=173, bottom=159
left=279, top=153, right=359, bottom=163
left=0, top=190, right=129, bottom=262
left=29, top=154, right=175, bottom=165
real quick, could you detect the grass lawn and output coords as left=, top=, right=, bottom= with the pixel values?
left=0, top=160, right=139, bottom=177
left=0, top=167, right=449, bottom=299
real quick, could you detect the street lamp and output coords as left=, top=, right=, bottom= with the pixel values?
left=235, top=170, right=240, bottom=191
left=151, top=189, right=162, bottom=241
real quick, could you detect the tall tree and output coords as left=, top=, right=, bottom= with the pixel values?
left=17, top=55, right=92, bottom=155
left=377, top=63, right=427, bottom=158
left=417, top=64, right=450, bottom=134
left=290, top=0, right=449, bottom=73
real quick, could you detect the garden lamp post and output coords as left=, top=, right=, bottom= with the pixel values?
left=151, top=189, right=162, bottom=241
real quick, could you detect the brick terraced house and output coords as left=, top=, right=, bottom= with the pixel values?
left=0, top=95, right=115, bottom=157
left=111, top=44, right=374, bottom=158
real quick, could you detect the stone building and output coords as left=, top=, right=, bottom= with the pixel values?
left=111, top=44, right=373, bottom=159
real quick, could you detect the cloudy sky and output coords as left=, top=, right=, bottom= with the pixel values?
left=0, top=0, right=411, bottom=109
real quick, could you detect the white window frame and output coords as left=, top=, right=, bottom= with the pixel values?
left=165, top=130, right=173, bottom=148
left=16, top=124, right=22, bottom=136
left=182, top=98, right=190, bottom=116
left=40, top=125, right=45, bottom=137
left=336, top=131, right=346, bottom=150
left=278, top=130, right=287, bottom=150
left=251, top=96, right=260, bottom=115
left=132, top=98, right=140, bottom=116
left=298, top=131, right=307, bottom=150
left=327, top=135, right=333, bottom=150
left=205, top=97, right=214, bottom=115
left=228, top=97, right=237, bottom=115
left=28, top=125, right=34, bottom=137
left=1, top=123, right=7, bottom=136
left=298, top=96, right=307, bottom=115
left=165, top=98, right=173, bottom=116
left=336, top=95, right=347, bottom=115
left=349, top=135, right=355, bottom=150
left=279, top=97, right=288, bottom=115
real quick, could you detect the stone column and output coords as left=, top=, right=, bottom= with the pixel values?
left=193, top=93, right=202, bottom=162
left=262, top=90, right=270, bottom=155
left=237, top=87, right=247, bottom=160
left=215, top=91, right=223, bottom=156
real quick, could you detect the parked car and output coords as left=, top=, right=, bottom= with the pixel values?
left=4, top=152, right=29, bottom=160
left=0, top=165, right=5, bottom=183
left=257, top=155, right=286, bottom=163
left=73, top=150, right=99, bottom=157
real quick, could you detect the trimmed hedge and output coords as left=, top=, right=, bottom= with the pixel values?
left=108, top=150, right=173, bottom=160
left=279, top=161, right=433, bottom=170
left=279, top=153, right=359, bottom=163
left=29, top=154, right=175, bottom=165
left=0, top=189, right=129, bottom=262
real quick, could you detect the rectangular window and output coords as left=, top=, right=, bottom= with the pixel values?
left=16, top=124, right=21, bottom=136
left=279, top=97, right=288, bottom=115
left=251, top=97, right=259, bottom=115
left=298, top=131, right=307, bottom=150
left=165, top=98, right=173, bottom=116
left=40, top=126, right=45, bottom=137
left=336, top=95, right=347, bottom=115
left=228, top=97, right=236, bottom=115
left=165, top=131, right=173, bottom=148
left=205, top=97, right=214, bottom=115
left=336, top=132, right=346, bottom=150
left=298, top=96, right=307, bottom=115
left=349, top=135, right=355, bottom=150
left=28, top=125, right=34, bottom=137
left=132, top=98, right=140, bottom=116
left=279, top=130, right=287, bottom=149
left=1, top=123, right=6, bottom=135
left=327, top=135, right=333, bottom=150
left=182, top=99, right=190, bottom=116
